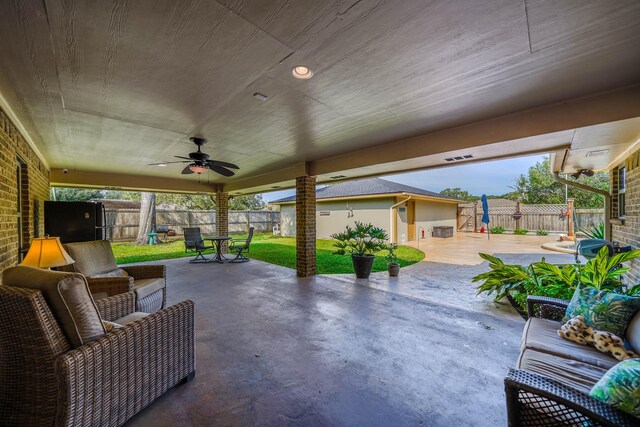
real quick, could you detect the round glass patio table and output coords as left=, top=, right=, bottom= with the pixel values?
left=204, top=236, right=231, bottom=263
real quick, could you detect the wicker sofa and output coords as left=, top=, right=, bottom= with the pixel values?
left=505, top=296, right=639, bottom=426
left=0, top=266, right=195, bottom=427
left=62, top=240, right=166, bottom=313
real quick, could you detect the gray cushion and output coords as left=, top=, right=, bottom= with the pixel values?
left=517, top=347, right=609, bottom=394
left=133, top=278, right=165, bottom=300
left=91, top=268, right=129, bottom=279
left=626, top=310, right=640, bottom=354
left=521, top=317, right=618, bottom=370
left=115, top=312, right=148, bottom=325
left=63, top=240, right=118, bottom=277
left=2, top=266, right=105, bottom=348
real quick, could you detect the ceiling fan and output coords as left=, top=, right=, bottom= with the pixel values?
left=149, top=137, right=239, bottom=177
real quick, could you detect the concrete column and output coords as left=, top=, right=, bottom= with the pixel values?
left=296, top=176, right=316, bottom=277
left=216, top=192, right=229, bottom=252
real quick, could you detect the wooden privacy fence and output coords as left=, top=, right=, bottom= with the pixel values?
left=457, top=204, right=604, bottom=233
left=105, top=208, right=280, bottom=241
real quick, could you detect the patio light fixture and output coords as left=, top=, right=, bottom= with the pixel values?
left=188, top=163, right=208, bottom=174
left=570, top=169, right=595, bottom=179
left=292, top=66, right=313, bottom=79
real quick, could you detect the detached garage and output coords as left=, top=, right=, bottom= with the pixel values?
left=271, top=178, right=460, bottom=243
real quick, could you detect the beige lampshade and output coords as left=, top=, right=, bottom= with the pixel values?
left=21, top=236, right=75, bottom=269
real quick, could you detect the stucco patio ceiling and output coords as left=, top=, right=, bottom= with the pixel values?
left=1, top=0, right=639, bottom=194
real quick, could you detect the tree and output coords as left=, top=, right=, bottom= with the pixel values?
left=135, top=192, right=157, bottom=245
left=513, top=157, right=609, bottom=208
left=439, top=187, right=478, bottom=201
left=229, top=194, right=266, bottom=210
left=52, top=187, right=105, bottom=201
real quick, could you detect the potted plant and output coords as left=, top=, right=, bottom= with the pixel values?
left=331, top=222, right=388, bottom=278
left=385, top=243, right=400, bottom=277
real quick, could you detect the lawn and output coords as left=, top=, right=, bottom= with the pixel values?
left=111, top=233, right=425, bottom=274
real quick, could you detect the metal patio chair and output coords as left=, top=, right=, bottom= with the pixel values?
left=229, top=227, right=254, bottom=263
left=183, top=227, right=214, bottom=263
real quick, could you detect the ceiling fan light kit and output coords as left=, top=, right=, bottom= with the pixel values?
left=188, top=163, right=208, bottom=174
left=149, top=137, right=239, bottom=177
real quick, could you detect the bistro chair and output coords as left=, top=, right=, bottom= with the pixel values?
left=229, top=227, right=254, bottom=263
left=183, top=227, right=214, bottom=263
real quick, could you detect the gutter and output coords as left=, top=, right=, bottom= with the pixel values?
left=389, top=195, right=412, bottom=243
left=551, top=172, right=611, bottom=241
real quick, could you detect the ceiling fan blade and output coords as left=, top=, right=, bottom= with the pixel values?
left=181, top=165, right=195, bottom=175
left=174, top=156, right=193, bottom=160
left=208, top=159, right=239, bottom=169
left=208, top=164, right=235, bottom=177
left=148, top=160, right=190, bottom=165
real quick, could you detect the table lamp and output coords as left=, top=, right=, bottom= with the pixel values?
left=21, top=236, right=75, bottom=269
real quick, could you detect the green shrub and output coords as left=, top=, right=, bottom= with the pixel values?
left=536, top=229, right=549, bottom=236
left=473, top=247, right=640, bottom=313
left=513, top=228, right=528, bottom=235
left=579, top=222, right=605, bottom=239
left=490, top=226, right=505, bottom=234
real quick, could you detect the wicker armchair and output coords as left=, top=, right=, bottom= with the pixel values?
left=0, top=285, right=195, bottom=427
left=63, top=240, right=166, bottom=313
left=505, top=296, right=638, bottom=426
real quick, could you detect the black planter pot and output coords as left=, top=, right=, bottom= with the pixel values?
left=506, top=293, right=528, bottom=320
left=352, top=254, right=376, bottom=278
left=388, top=263, right=400, bottom=277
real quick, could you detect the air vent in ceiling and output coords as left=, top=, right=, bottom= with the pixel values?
left=253, top=93, right=268, bottom=101
left=330, top=175, right=347, bottom=179
left=270, top=186, right=281, bottom=189
left=445, top=154, right=474, bottom=162
left=586, top=149, right=609, bottom=157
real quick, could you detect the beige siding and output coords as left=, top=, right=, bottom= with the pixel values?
left=278, top=197, right=457, bottom=241
left=317, top=198, right=394, bottom=238
left=415, top=200, right=457, bottom=238
left=280, top=205, right=296, bottom=236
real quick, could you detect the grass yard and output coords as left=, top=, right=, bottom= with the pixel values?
left=112, top=233, right=425, bottom=274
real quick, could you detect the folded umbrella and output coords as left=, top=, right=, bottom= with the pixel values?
left=481, top=194, right=490, bottom=240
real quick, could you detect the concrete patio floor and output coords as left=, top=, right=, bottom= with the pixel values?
left=127, top=235, right=576, bottom=427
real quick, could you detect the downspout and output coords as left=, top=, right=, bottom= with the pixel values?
left=551, top=172, right=611, bottom=241
left=389, top=195, right=412, bottom=243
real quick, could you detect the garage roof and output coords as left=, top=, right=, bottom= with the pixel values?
left=271, top=178, right=460, bottom=204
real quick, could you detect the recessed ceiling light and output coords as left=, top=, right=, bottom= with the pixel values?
left=156, top=163, right=167, bottom=167
left=292, top=66, right=314, bottom=79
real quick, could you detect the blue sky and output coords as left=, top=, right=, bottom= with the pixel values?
left=261, top=154, right=547, bottom=202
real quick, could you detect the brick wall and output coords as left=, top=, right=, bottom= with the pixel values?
left=216, top=192, right=229, bottom=252
left=611, top=148, right=640, bottom=284
left=296, top=176, right=316, bottom=277
left=0, top=107, right=50, bottom=272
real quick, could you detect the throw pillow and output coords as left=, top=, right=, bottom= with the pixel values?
left=2, top=266, right=106, bottom=348
left=590, top=359, right=640, bottom=417
left=558, top=316, right=639, bottom=361
left=102, top=320, right=123, bottom=333
left=564, top=286, right=640, bottom=337
left=91, top=268, right=129, bottom=279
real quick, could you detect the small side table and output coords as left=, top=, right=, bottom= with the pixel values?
left=147, top=232, right=158, bottom=245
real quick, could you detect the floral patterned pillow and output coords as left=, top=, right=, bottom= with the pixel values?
left=564, top=286, right=640, bottom=338
left=590, top=358, right=640, bottom=417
